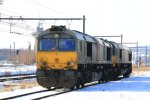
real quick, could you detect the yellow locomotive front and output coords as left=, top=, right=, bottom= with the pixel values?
left=36, top=26, right=78, bottom=89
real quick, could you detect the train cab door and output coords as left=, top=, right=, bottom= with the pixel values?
left=86, top=42, right=92, bottom=61
left=78, top=41, right=85, bottom=64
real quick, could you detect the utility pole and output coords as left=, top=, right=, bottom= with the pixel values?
left=130, top=46, right=149, bottom=67
left=146, top=46, right=147, bottom=67
left=10, top=44, right=11, bottom=59
left=121, top=34, right=123, bottom=44
left=0, top=13, right=1, bottom=22
left=14, top=42, right=15, bottom=55
left=83, top=15, right=86, bottom=34
left=0, top=0, right=4, bottom=4
left=10, top=24, right=12, bottom=33
left=136, top=42, right=139, bottom=67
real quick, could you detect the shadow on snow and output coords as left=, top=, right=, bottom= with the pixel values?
left=78, top=76, right=150, bottom=92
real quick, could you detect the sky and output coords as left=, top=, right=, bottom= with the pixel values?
left=0, top=0, right=150, bottom=48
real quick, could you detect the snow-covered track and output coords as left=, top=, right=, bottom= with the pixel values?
left=0, top=89, right=53, bottom=100
left=32, top=89, right=72, bottom=100
left=31, top=81, right=112, bottom=100
left=0, top=74, right=36, bottom=82
left=0, top=81, right=97, bottom=99
left=0, top=77, right=124, bottom=100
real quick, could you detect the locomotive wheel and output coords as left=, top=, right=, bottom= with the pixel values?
left=123, top=73, right=130, bottom=78
left=98, top=71, right=102, bottom=84
left=98, top=80, right=102, bottom=84
left=123, top=69, right=131, bottom=78
left=76, top=84, right=80, bottom=89
left=81, top=83, right=85, bottom=88
left=112, top=75, right=118, bottom=81
left=77, top=79, right=81, bottom=89
left=70, top=86, right=75, bottom=90
left=101, top=69, right=109, bottom=82
left=76, top=78, right=85, bottom=89
left=80, top=79, right=85, bottom=88
left=46, top=87, right=53, bottom=90
left=70, top=82, right=80, bottom=90
left=70, top=85, right=80, bottom=90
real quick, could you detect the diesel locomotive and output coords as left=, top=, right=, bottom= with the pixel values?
left=36, top=25, right=132, bottom=89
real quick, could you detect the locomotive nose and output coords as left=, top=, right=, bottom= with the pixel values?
left=36, top=52, right=77, bottom=70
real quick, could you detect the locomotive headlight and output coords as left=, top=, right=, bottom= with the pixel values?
left=67, top=61, right=74, bottom=66
left=38, top=61, right=46, bottom=66
left=38, top=61, right=43, bottom=66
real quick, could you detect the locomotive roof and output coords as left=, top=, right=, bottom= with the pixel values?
left=96, top=38, right=112, bottom=48
left=117, top=43, right=124, bottom=49
left=122, top=45, right=132, bottom=52
left=108, top=41, right=119, bottom=49
left=72, top=30, right=97, bottom=43
left=37, top=26, right=131, bottom=52
left=96, top=38, right=103, bottom=45
left=37, top=26, right=97, bottom=43
left=117, top=43, right=131, bottom=51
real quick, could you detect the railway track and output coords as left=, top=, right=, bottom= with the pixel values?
left=32, top=88, right=72, bottom=100
left=0, top=76, right=124, bottom=100
left=0, top=74, right=36, bottom=82
left=33, top=77, right=124, bottom=100
left=1, top=89, right=52, bottom=100
left=0, top=87, right=71, bottom=100
left=0, top=81, right=104, bottom=100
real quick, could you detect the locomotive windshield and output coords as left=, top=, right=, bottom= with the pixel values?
left=38, top=33, right=75, bottom=51
left=39, top=38, right=56, bottom=51
left=59, top=39, right=75, bottom=51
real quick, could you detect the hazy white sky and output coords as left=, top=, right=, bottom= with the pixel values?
left=0, top=0, right=150, bottom=48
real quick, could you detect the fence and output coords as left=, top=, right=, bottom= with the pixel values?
left=0, top=48, right=35, bottom=66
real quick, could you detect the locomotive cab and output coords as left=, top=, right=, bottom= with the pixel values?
left=36, top=26, right=77, bottom=70
left=36, top=26, right=78, bottom=88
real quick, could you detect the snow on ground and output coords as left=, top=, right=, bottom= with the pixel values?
left=0, top=86, right=46, bottom=98
left=0, top=65, right=36, bottom=76
left=44, top=72, right=150, bottom=100
left=0, top=71, right=150, bottom=100
left=0, top=65, right=37, bottom=92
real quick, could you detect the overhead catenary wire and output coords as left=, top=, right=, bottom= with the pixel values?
left=0, top=17, right=83, bottom=20
left=0, top=8, right=25, bottom=16
left=0, top=16, right=85, bottom=37
left=0, top=0, right=74, bottom=29
left=0, top=8, right=41, bottom=26
left=0, top=0, right=4, bottom=4
left=0, top=20, right=34, bottom=31
left=0, top=0, right=84, bottom=32
left=0, top=13, right=35, bottom=31
left=0, top=17, right=84, bottom=32
left=27, top=0, right=71, bottom=17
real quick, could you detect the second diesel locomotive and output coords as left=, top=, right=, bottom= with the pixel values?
left=36, top=25, right=132, bottom=89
